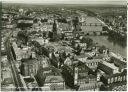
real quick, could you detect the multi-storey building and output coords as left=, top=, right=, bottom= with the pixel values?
left=35, top=66, right=65, bottom=91
left=43, top=76, right=65, bottom=91
left=98, top=60, right=127, bottom=91
left=20, top=58, right=39, bottom=76
left=74, top=63, right=102, bottom=91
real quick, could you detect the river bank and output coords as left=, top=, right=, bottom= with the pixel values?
left=88, top=36, right=126, bottom=57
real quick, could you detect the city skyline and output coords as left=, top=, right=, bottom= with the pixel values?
left=2, top=0, right=127, bottom=5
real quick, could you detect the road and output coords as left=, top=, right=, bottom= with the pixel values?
left=4, top=32, right=25, bottom=91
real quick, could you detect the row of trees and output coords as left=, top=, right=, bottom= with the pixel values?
left=71, top=37, right=93, bottom=48
left=57, top=18, right=67, bottom=23
left=30, top=40, right=49, bottom=57
left=80, top=37, right=93, bottom=48
left=17, top=30, right=29, bottom=45
left=108, top=31, right=126, bottom=48
left=61, top=65, right=75, bottom=89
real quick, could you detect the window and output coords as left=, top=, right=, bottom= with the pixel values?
left=111, top=78, right=114, bottom=83
left=120, top=76, right=122, bottom=82
left=118, top=76, right=120, bottom=82
left=108, top=78, right=110, bottom=84
left=115, top=77, right=117, bottom=82
left=123, top=76, right=126, bottom=81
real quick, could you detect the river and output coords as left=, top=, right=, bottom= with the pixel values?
left=88, top=36, right=127, bottom=57
left=78, top=12, right=127, bottom=58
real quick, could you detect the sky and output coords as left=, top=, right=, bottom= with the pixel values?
left=2, top=0, right=127, bottom=5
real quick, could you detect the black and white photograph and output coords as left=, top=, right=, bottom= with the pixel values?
left=1, top=0, right=127, bottom=91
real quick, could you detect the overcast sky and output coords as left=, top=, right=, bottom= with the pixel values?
left=2, top=0, right=127, bottom=5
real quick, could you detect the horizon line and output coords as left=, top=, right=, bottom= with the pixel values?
left=2, top=0, right=127, bottom=6
left=2, top=2, right=127, bottom=6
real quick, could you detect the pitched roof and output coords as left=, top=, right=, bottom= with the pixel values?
left=45, top=76, right=64, bottom=83
left=21, top=58, right=38, bottom=65
left=76, top=53, right=91, bottom=59
left=77, top=63, right=91, bottom=73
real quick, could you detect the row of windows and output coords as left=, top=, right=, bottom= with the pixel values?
left=112, top=85, right=126, bottom=91
left=79, top=85, right=98, bottom=91
left=108, top=75, right=126, bottom=84
left=86, top=62, right=99, bottom=67
left=26, top=65, right=38, bottom=76
left=82, top=23, right=102, bottom=26
left=78, top=79, right=89, bottom=84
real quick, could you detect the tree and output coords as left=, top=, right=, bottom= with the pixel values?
left=33, top=18, right=38, bottom=23
left=100, top=84, right=108, bottom=91
left=35, top=67, right=46, bottom=87
left=98, top=45, right=106, bottom=54
left=48, top=31, right=53, bottom=40
left=72, top=17, right=79, bottom=30
left=41, top=18, right=48, bottom=23
left=19, top=63, right=25, bottom=76
left=61, top=65, right=74, bottom=89
left=105, top=19, right=109, bottom=23
left=60, top=33, right=65, bottom=40
left=59, top=51, right=67, bottom=65
left=29, top=31, right=37, bottom=35
left=11, top=45, right=16, bottom=60
left=43, top=31, right=47, bottom=38
left=17, top=31, right=29, bottom=45
left=25, top=11, right=31, bottom=16
left=50, top=53, right=58, bottom=68
left=73, top=44, right=82, bottom=55
left=108, top=57, right=114, bottom=63
left=17, top=23, right=33, bottom=29
left=30, top=40, right=41, bottom=48
left=52, top=20, right=58, bottom=41
left=71, top=39, right=76, bottom=47
left=41, top=47, right=49, bottom=57
left=80, top=37, right=93, bottom=48
left=102, top=26, right=109, bottom=31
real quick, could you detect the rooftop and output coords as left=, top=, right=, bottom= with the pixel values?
left=21, top=58, right=38, bottom=65
left=79, top=82, right=103, bottom=90
left=101, top=61, right=118, bottom=70
left=1, top=78, right=13, bottom=85
left=45, top=76, right=64, bottom=83
left=76, top=53, right=91, bottom=59
left=86, top=59, right=102, bottom=63
left=84, top=16, right=102, bottom=24
left=77, top=63, right=91, bottom=73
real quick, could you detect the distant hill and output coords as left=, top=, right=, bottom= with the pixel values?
left=2, top=2, right=126, bottom=8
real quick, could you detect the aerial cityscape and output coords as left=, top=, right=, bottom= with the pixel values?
left=1, top=0, right=127, bottom=91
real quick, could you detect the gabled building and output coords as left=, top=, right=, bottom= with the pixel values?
left=74, top=62, right=102, bottom=91
left=43, top=76, right=65, bottom=91
left=20, top=58, right=39, bottom=76
left=64, top=57, right=73, bottom=66
left=98, top=61, right=119, bottom=75
left=35, top=66, right=65, bottom=91
left=100, top=69, right=127, bottom=91
left=17, top=16, right=33, bottom=28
